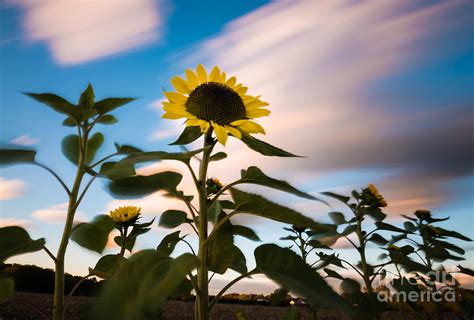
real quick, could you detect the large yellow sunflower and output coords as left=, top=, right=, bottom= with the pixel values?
left=162, top=64, right=270, bottom=145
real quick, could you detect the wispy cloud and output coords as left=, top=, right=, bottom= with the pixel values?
left=0, top=217, right=31, bottom=228
left=31, top=202, right=87, bottom=223
left=0, top=177, right=27, bottom=200
left=14, top=0, right=166, bottom=65
left=10, top=134, right=39, bottom=146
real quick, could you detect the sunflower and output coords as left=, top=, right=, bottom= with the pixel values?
left=162, top=64, right=270, bottom=145
left=110, top=206, right=141, bottom=223
left=364, top=184, right=387, bottom=208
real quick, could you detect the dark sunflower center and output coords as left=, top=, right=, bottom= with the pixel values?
left=185, top=82, right=246, bottom=125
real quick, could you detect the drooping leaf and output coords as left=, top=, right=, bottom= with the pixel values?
left=254, top=244, right=353, bottom=313
left=324, top=268, right=344, bottom=280
left=0, top=277, right=14, bottom=303
left=230, top=189, right=332, bottom=232
left=238, top=166, right=320, bottom=200
left=94, top=97, right=136, bottom=115
left=97, top=114, right=118, bottom=125
left=328, top=212, right=346, bottom=225
left=232, top=225, right=261, bottom=241
left=375, top=221, right=407, bottom=234
left=70, top=215, right=115, bottom=254
left=0, top=149, right=36, bottom=166
left=159, top=210, right=189, bottom=229
left=89, top=254, right=127, bottom=279
left=240, top=132, right=300, bottom=157
left=321, top=191, right=350, bottom=203
left=107, top=171, right=182, bottom=199
left=368, top=233, right=388, bottom=246
left=207, top=201, right=222, bottom=225
left=0, top=226, right=45, bottom=262
left=229, top=245, right=248, bottom=274
left=78, top=83, right=95, bottom=109
left=114, top=143, right=143, bottom=155
left=208, top=217, right=235, bottom=274
left=433, top=227, right=472, bottom=242
left=23, top=92, right=76, bottom=117
left=363, top=207, right=386, bottom=221
left=156, top=231, right=181, bottom=256
left=209, top=152, right=227, bottom=162
left=99, top=161, right=136, bottom=180
left=169, top=126, right=202, bottom=145
left=432, top=239, right=465, bottom=255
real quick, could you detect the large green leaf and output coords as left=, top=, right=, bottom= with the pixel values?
left=90, top=250, right=197, bottom=319
left=0, top=226, right=45, bottom=262
left=254, top=244, right=353, bottom=313
left=232, top=225, right=261, bottom=241
left=230, top=188, right=332, bottom=232
left=209, top=218, right=235, bottom=274
left=0, top=149, right=36, bottom=166
left=156, top=231, right=181, bottom=256
left=320, top=191, right=350, bottom=203
left=86, top=132, right=104, bottom=163
left=375, top=221, right=407, bottom=234
left=61, top=132, right=104, bottom=165
left=238, top=166, right=319, bottom=200
left=23, top=93, right=76, bottom=117
left=240, top=133, right=300, bottom=157
left=117, top=148, right=206, bottom=166
left=169, top=126, right=202, bottom=145
left=70, top=215, right=115, bottom=253
left=107, top=171, right=182, bottom=199
left=0, top=277, right=14, bottom=303
left=89, top=254, right=127, bottom=279
left=99, top=161, right=136, bottom=180
left=94, top=98, right=136, bottom=115
left=328, top=211, right=346, bottom=225
left=114, top=143, right=143, bottom=155
left=209, top=152, right=227, bottom=162
left=433, top=227, right=472, bottom=241
left=78, top=84, right=95, bottom=109
left=159, top=210, right=189, bottom=228
left=229, top=245, right=248, bottom=274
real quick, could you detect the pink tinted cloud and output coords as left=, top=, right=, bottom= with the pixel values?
left=0, top=177, right=27, bottom=200
left=0, top=217, right=31, bottom=228
left=31, top=202, right=87, bottom=223
left=15, top=0, right=164, bottom=65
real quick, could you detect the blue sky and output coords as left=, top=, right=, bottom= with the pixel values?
left=0, top=0, right=473, bottom=293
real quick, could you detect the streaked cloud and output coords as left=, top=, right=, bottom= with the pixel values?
left=172, top=0, right=474, bottom=214
left=31, top=202, right=87, bottom=223
left=0, top=177, right=27, bottom=200
left=10, top=134, right=40, bottom=146
left=0, top=217, right=31, bottom=228
left=14, top=0, right=165, bottom=65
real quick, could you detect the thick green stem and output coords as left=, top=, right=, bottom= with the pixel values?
left=53, top=128, right=88, bottom=320
left=355, top=214, right=372, bottom=294
left=196, top=131, right=214, bottom=320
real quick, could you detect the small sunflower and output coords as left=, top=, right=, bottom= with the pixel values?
left=110, top=206, right=141, bottom=223
left=414, top=209, right=431, bottom=221
left=206, top=177, right=224, bottom=195
left=162, top=64, right=270, bottom=145
left=364, top=184, right=387, bottom=208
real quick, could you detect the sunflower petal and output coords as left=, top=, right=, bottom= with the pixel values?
left=162, top=112, right=184, bottom=120
left=245, top=99, right=269, bottom=109
left=196, top=64, right=208, bottom=83
left=171, top=76, right=191, bottom=94
left=220, top=72, right=227, bottom=83
left=186, top=118, right=201, bottom=127
left=232, top=120, right=266, bottom=134
left=209, top=66, right=221, bottom=82
left=185, top=69, right=199, bottom=89
left=225, top=125, right=242, bottom=139
left=199, top=120, right=210, bottom=133
left=212, top=122, right=228, bottom=145
left=226, top=76, right=237, bottom=88
left=246, top=108, right=271, bottom=118
left=164, top=92, right=187, bottom=105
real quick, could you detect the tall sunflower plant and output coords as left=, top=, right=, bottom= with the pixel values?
left=88, top=65, right=357, bottom=320
left=0, top=85, right=143, bottom=320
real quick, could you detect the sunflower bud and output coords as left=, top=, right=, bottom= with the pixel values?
left=206, top=177, right=224, bottom=196
left=109, top=206, right=141, bottom=224
left=362, top=184, right=387, bottom=208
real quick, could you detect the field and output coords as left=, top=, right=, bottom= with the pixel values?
left=1, top=292, right=468, bottom=320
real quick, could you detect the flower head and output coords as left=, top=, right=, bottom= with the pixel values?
left=363, top=184, right=387, bottom=208
left=162, top=65, right=270, bottom=145
left=110, top=206, right=141, bottom=223
left=414, top=209, right=432, bottom=221
left=206, top=177, right=224, bottom=195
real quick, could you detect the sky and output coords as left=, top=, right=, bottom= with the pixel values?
left=0, top=0, right=473, bottom=294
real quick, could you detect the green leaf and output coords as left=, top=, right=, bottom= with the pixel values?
left=94, top=97, right=136, bottom=115
left=232, top=225, right=261, bottom=241
left=89, top=254, right=127, bottom=279
left=156, top=231, right=181, bottom=256
left=114, top=144, right=143, bottom=155
left=99, top=161, right=136, bottom=180
left=321, top=191, right=350, bottom=203
left=254, top=244, right=352, bottom=313
left=230, top=188, right=332, bottom=232
left=328, top=211, right=346, bottom=225
left=159, top=210, right=189, bottom=229
left=238, top=166, right=320, bottom=200
left=375, top=221, right=407, bottom=234
left=363, top=207, right=386, bottom=221
left=86, top=132, right=104, bottom=163
left=61, top=133, right=104, bottom=165
left=403, top=221, right=417, bottom=232
left=207, top=201, right=222, bottom=225
left=240, top=132, right=300, bottom=157
left=23, top=92, right=76, bottom=117
left=0, top=149, right=36, bottom=166
left=433, top=227, right=472, bottom=242
left=209, top=152, right=227, bottom=162
left=457, top=265, right=474, bottom=277
left=90, top=250, right=197, bottom=319
left=62, top=117, right=76, bottom=127
left=169, top=126, right=202, bottom=145
left=107, top=171, right=182, bottom=199
left=97, top=114, right=118, bottom=125
left=70, top=215, right=115, bottom=253
left=0, top=277, right=14, bottom=303
left=368, top=233, right=388, bottom=246
left=340, top=278, right=361, bottom=294
left=78, top=83, right=95, bottom=109
left=209, top=218, right=235, bottom=274
left=0, top=226, right=46, bottom=262
left=229, top=245, right=248, bottom=274
left=432, top=239, right=465, bottom=255
left=324, top=268, right=344, bottom=280
left=118, top=148, right=206, bottom=166
left=283, top=305, right=301, bottom=320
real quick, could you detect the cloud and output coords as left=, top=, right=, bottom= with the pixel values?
left=0, top=217, right=31, bottom=228
left=170, top=0, right=474, bottom=214
left=0, top=177, right=27, bottom=200
left=10, top=134, right=40, bottom=146
left=14, top=0, right=165, bottom=65
left=31, top=202, right=87, bottom=223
